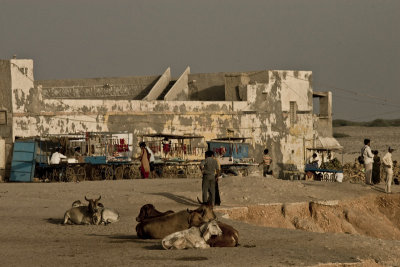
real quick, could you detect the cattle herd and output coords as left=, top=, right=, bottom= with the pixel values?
left=63, top=197, right=239, bottom=249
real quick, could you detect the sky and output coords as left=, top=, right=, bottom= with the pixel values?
left=0, top=0, right=399, bottom=121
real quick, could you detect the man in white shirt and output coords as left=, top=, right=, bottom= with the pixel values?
left=362, top=139, right=374, bottom=185
left=146, top=146, right=156, bottom=177
left=382, top=147, right=395, bottom=193
left=50, top=147, right=67, bottom=164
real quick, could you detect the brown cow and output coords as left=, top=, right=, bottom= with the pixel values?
left=136, top=202, right=216, bottom=239
left=135, top=204, right=174, bottom=222
left=207, top=221, right=239, bottom=247
left=135, top=200, right=239, bottom=246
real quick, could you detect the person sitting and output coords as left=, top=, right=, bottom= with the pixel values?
left=50, top=147, right=67, bottom=164
left=74, top=147, right=82, bottom=158
left=308, top=153, right=320, bottom=168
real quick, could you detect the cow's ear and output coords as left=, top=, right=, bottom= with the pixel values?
left=98, top=202, right=104, bottom=207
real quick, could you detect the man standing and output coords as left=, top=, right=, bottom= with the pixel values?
left=362, top=139, right=374, bottom=185
left=146, top=145, right=156, bottom=178
left=200, top=151, right=220, bottom=205
left=382, top=147, right=395, bottom=194
left=260, top=148, right=273, bottom=177
left=214, top=154, right=222, bottom=206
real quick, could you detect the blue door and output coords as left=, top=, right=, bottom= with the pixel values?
left=10, top=140, right=37, bottom=182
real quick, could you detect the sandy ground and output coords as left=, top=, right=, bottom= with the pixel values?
left=1, top=176, right=400, bottom=267
left=1, top=126, right=400, bottom=267
left=334, top=126, right=400, bottom=163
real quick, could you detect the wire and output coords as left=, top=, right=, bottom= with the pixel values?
left=286, top=73, right=398, bottom=108
left=281, top=80, right=309, bottom=103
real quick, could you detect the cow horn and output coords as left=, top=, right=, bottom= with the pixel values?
left=96, top=195, right=101, bottom=201
left=85, top=196, right=89, bottom=201
left=197, top=197, right=203, bottom=204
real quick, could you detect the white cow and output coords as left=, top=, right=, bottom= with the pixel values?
left=92, top=208, right=120, bottom=225
left=71, top=200, right=120, bottom=225
left=161, top=220, right=222, bottom=250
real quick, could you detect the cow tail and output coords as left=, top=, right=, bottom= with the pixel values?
left=233, top=231, right=239, bottom=246
left=136, top=224, right=143, bottom=238
left=161, top=239, right=169, bottom=250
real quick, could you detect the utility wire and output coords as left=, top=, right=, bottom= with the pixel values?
left=286, top=73, right=397, bottom=107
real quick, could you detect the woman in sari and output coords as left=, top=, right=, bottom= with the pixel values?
left=139, top=142, right=150, bottom=179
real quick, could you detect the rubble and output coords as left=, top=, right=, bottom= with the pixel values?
left=342, top=160, right=400, bottom=184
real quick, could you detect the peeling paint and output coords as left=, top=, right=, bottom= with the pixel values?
left=4, top=60, right=333, bottom=178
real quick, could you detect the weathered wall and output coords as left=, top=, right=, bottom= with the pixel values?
left=0, top=59, right=35, bottom=179
left=244, top=73, right=314, bottom=177
left=11, top=72, right=314, bottom=176
left=5, top=59, right=318, bottom=178
left=143, top=68, right=171, bottom=100
left=0, top=138, right=5, bottom=181
left=187, top=70, right=270, bottom=101
left=164, top=67, right=190, bottom=101
left=247, top=71, right=269, bottom=84
left=36, top=75, right=160, bottom=100
left=225, top=73, right=250, bottom=101
left=315, top=92, right=333, bottom=137
left=0, top=60, right=12, bottom=139
left=0, top=60, right=12, bottom=181
left=188, top=72, right=226, bottom=101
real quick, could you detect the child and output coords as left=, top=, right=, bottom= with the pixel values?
left=260, top=149, right=272, bottom=177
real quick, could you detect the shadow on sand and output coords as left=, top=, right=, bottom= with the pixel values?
left=148, top=192, right=199, bottom=206
left=371, top=186, right=388, bottom=193
left=86, top=233, right=163, bottom=249
left=45, top=218, right=64, bottom=225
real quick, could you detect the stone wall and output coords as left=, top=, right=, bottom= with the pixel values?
left=188, top=72, right=226, bottom=101
left=2, top=59, right=321, bottom=178
left=36, top=75, right=160, bottom=100
left=11, top=71, right=314, bottom=176
left=0, top=61, right=12, bottom=181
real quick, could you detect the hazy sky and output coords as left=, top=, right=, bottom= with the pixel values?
left=1, top=0, right=399, bottom=121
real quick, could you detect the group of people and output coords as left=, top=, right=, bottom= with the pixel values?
left=361, top=139, right=395, bottom=193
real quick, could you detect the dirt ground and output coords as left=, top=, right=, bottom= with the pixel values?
left=1, top=126, right=400, bottom=267
left=1, top=176, right=400, bottom=267
left=334, top=126, right=400, bottom=163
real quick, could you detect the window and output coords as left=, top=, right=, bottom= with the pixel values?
left=0, top=111, right=6, bottom=125
left=19, top=67, right=28, bottom=75
left=290, top=101, right=297, bottom=124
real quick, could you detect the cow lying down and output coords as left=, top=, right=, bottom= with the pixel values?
left=136, top=204, right=174, bottom=222
left=136, top=202, right=239, bottom=247
left=136, top=201, right=216, bottom=239
left=63, top=197, right=119, bottom=225
left=162, top=220, right=222, bottom=250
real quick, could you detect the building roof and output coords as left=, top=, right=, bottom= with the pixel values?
left=307, top=136, right=343, bottom=151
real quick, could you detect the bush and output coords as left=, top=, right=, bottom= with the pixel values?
left=333, top=119, right=400, bottom=127
left=333, top=132, right=350, bottom=138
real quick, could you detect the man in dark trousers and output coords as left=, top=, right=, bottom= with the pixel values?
left=200, top=150, right=220, bottom=205
left=214, top=153, right=222, bottom=206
